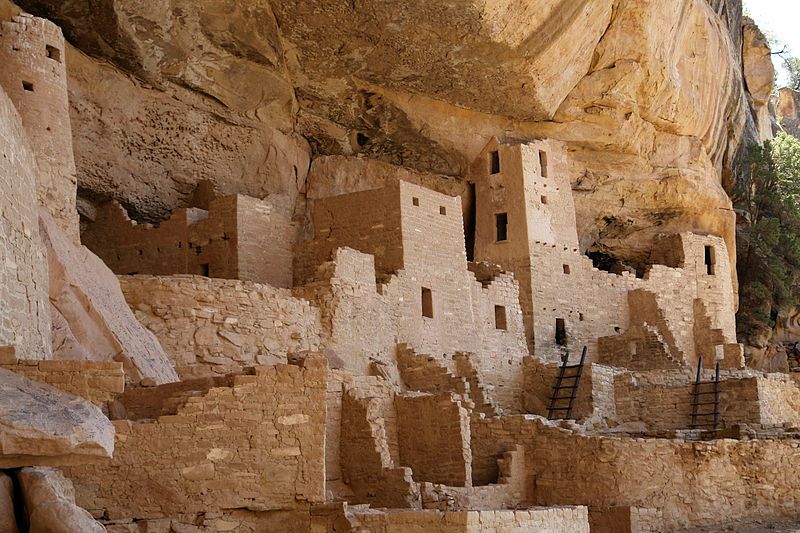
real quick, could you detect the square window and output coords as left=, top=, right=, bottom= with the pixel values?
left=495, top=213, right=508, bottom=242
left=494, top=305, right=507, bottom=330
left=22, top=81, right=33, bottom=92
left=46, top=45, right=61, bottom=63
left=440, top=206, right=446, bottom=215
left=541, top=195, right=548, bottom=205
left=200, top=263, right=210, bottom=276
left=412, top=197, right=419, bottom=206
left=563, top=264, right=570, bottom=274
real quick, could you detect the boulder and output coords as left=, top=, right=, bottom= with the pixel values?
left=40, top=210, right=178, bottom=385
left=0, top=471, right=18, bottom=533
left=17, top=467, right=105, bottom=533
left=0, top=367, right=114, bottom=467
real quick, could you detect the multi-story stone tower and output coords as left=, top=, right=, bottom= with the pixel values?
left=0, top=13, right=78, bottom=239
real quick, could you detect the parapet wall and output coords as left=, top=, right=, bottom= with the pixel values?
left=0, top=82, right=51, bottom=358
left=0, top=14, right=78, bottom=238
left=64, top=359, right=327, bottom=519
left=120, top=275, right=321, bottom=379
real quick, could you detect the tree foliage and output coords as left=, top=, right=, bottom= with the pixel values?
left=736, top=132, right=800, bottom=338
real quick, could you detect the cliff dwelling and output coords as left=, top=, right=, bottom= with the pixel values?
left=1, top=2, right=800, bottom=532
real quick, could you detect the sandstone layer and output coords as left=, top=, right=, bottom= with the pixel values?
left=40, top=211, right=178, bottom=385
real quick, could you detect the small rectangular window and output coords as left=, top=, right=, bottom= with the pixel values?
left=421, top=287, right=433, bottom=318
left=704, top=245, right=715, bottom=275
left=555, top=318, right=567, bottom=346
left=200, top=263, right=210, bottom=277
left=563, top=264, right=570, bottom=274
left=439, top=206, right=447, bottom=215
left=494, top=305, right=507, bottom=330
left=22, top=81, right=33, bottom=92
left=489, top=150, right=500, bottom=174
left=495, top=213, right=508, bottom=242
left=539, top=150, right=548, bottom=177
left=412, top=197, right=419, bottom=206
left=541, top=195, right=548, bottom=205
left=46, top=45, right=61, bottom=63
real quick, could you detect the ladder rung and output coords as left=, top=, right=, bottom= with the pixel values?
left=692, top=390, right=719, bottom=395
left=549, top=396, right=577, bottom=402
left=560, top=364, right=583, bottom=370
left=693, top=401, right=719, bottom=406
left=552, top=385, right=579, bottom=390
left=555, top=375, right=580, bottom=380
left=548, top=407, right=571, bottom=411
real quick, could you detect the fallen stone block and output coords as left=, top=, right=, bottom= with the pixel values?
left=0, top=367, right=114, bottom=467
left=40, top=210, right=178, bottom=385
left=18, top=467, right=105, bottom=533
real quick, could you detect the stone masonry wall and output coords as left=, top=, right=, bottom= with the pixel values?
left=0, top=352, right=124, bottom=406
left=395, top=393, right=472, bottom=487
left=0, top=14, right=78, bottom=238
left=471, top=415, right=800, bottom=530
left=63, top=359, right=327, bottom=519
left=296, top=180, right=529, bottom=411
left=120, top=275, right=321, bottom=379
left=0, top=81, right=51, bottom=358
left=83, top=195, right=295, bottom=288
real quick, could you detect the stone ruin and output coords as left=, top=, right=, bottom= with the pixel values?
left=0, top=10, right=800, bottom=533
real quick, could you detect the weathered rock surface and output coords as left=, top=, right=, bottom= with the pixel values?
left=0, top=472, right=18, bottom=533
left=66, top=44, right=310, bottom=224
left=13, top=0, right=755, bottom=273
left=0, top=367, right=113, bottom=467
left=40, top=210, right=178, bottom=384
left=742, top=17, right=776, bottom=143
left=18, top=467, right=106, bottom=532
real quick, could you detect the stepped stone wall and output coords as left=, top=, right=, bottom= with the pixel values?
left=63, top=359, right=327, bottom=520
left=120, top=275, right=321, bottom=379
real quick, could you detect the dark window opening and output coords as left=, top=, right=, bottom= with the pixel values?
left=177, top=242, right=182, bottom=248
left=495, top=213, right=508, bottom=242
left=494, top=305, right=507, bottom=330
left=200, top=263, right=210, bottom=277
left=579, top=313, right=584, bottom=322
left=489, top=150, right=500, bottom=174
left=539, top=150, right=548, bottom=177
left=541, top=195, right=548, bottom=205
left=704, top=245, right=715, bottom=275
left=22, top=81, right=33, bottom=92
left=195, top=246, right=202, bottom=255
left=555, top=318, right=567, bottom=346
left=465, top=182, right=476, bottom=261
left=421, top=287, right=433, bottom=318
left=46, top=45, right=61, bottom=62
left=439, top=206, right=447, bottom=215
left=138, top=249, right=143, bottom=256
left=563, top=264, right=570, bottom=274
left=127, top=272, right=138, bottom=275
left=412, top=197, right=419, bottom=206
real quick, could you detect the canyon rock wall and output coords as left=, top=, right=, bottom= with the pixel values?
left=13, top=0, right=759, bottom=278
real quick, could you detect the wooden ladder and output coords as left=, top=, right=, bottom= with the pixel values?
left=547, top=346, right=587, bottom=420
left=690, top=356, right=721, bottom=430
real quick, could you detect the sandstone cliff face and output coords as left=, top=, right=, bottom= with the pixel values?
left=13, top=0, right=762, bottom=276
